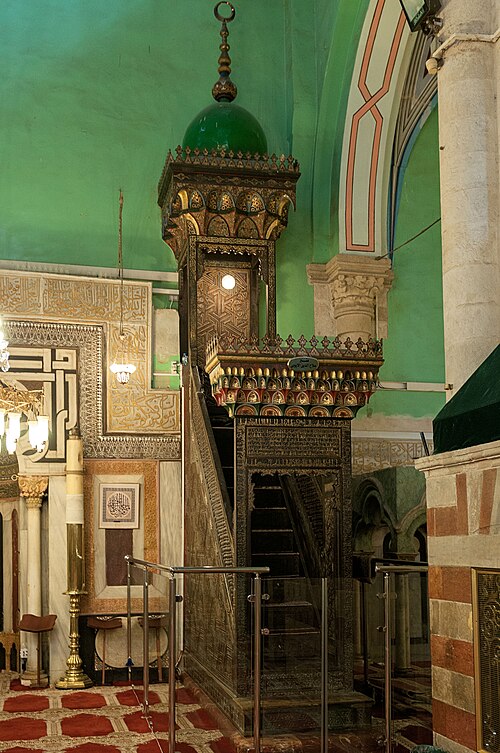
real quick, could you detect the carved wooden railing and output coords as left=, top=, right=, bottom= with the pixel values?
left=206, top=333, right=383, bottom=362
left=205, top=334, right=384, bottom=419
left=189, top=367, right=235, bottom=596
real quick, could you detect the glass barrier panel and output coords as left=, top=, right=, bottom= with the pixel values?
left=259, top=576, right=323, bottom=737
left=354, top=568, right=431, bottom=750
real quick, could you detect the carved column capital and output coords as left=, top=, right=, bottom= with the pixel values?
left=308, top=255, right=393, bottom=341
left=18, top=475, right=49, bottom=507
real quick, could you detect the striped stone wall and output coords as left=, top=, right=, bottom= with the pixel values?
left=416, top=440, right=500, bottom=753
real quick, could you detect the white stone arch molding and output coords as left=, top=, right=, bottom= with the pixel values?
left=339, top=0, right=415, bottom=256
left=353, top=476, right=396, bottom=550
left=397, top=493, right=428, bottom=553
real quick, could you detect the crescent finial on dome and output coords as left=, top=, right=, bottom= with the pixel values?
left=212, top=2, right=238, bottom=103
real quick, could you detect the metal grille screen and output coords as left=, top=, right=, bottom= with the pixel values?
left=474, top=569, right=500, bottom=753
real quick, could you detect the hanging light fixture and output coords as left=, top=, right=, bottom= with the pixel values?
left=221, top=273, right=236, bottom=290
left=0, top=318, right=10, bottom=373
left=0, top=318, right=50, bottom=455
left=109, top=190, right=137, bottom=385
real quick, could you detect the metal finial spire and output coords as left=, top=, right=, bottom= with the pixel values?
left=212, top=2, right=237, bottom=102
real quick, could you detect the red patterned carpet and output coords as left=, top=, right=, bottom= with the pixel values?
left=0, top=674, right=234, bottom=753
left=0, top=669, right=432, bottom=753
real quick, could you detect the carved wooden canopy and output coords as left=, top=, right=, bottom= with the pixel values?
left=158, top=148, right=300, bottom=363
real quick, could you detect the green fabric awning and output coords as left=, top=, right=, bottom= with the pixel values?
left=433, top=345, right=500, bottom=454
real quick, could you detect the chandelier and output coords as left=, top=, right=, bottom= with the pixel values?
left=0, top=318, right=49, bottom=454
left=109, top=190, right=136, bottom=385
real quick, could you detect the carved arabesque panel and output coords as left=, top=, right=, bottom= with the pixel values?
left=0, top=271, right=180, bottom=458
left=197, top=266, right=251, bottom=355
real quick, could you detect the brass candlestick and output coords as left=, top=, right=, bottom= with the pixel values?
left=56, top=430, right=92, bottom=689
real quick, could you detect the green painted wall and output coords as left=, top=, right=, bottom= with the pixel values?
left=368, top=106, right=445, bottom=418
left=1, top=0, right=287, bottom=273
left=276, top=0, right=368, bottom=337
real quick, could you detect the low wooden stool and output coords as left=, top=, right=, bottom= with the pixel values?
left=87, top=616, right=122, bottom=685
left=138, top=615, right=168, bottom=681
left=19, top=613, right=57, bottom=687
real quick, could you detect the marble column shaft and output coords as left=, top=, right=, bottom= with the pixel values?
left=18, top=475, right=48, bottom=682
left=438, top=0, right=500, bottom=394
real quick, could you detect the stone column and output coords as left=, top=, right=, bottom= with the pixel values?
left=18, top=474, right=49, bottom=687
left=437, top=0, right=500, bottom=395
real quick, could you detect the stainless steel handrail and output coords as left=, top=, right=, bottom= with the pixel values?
left=320, top=578, right=328, bottom=753
left=125, top=556, right=270, bottom=753
left=375, top=563, right=429, bottom=753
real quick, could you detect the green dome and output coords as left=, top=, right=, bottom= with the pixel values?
left=183, top=101, right=268, bottom=155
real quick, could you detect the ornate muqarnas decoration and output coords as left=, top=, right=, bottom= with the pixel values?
left=206, top=334, right=384, bottom=419
left=158, top=149, right=300, bottom=260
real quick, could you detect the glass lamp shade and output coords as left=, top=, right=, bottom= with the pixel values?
left=0, top=409, right=5, bottom=437
left=5, top=432, right=17, bottom=455
left=110, top=361, right=137, bottom=384
left=5, top=411, right=22, bottom=454
left=7, top=412, right=22, bottom=442
left=0, top=321, right=10, bottom=373
left=28, top=415, right=49, bottom=452
left=221, top=274, right=236, bottom=290
left=28, top=419, right=38, bottom=449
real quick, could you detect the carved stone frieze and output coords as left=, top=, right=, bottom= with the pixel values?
left=307, top=255, right=394, bottom=341
left=352, top=437, right=434, bottom=474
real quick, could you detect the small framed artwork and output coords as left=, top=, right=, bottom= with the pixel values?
left=99, top=483, right=140, bottom=529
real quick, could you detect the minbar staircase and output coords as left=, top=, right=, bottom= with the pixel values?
left=251, top=473, right=321, bottom=700
left=206, top=403, right=372, bottom=732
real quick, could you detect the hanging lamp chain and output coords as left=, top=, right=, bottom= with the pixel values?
left=118, top=189, right=125, bottom=339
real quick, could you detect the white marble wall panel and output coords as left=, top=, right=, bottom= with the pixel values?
left=159, top=461, right=183, bottom=648
left=0, top=502, right=16, bottom=632
left=47, top=475, right=69, bottom=683
left=159, top=462, right=182, bottom=567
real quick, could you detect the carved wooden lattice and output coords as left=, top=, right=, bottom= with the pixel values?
left=196, top=266, right=251, bottom=356
left=474, top=568, right=500, bottom=753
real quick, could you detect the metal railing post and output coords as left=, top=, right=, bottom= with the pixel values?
left=124, top=558, right=270, bottom=753
left=321, top=577, right=328, bottom=753
left=383, top=571, right=392, bottom=753
left=143, top=567, right=150, bottom=716
left=375, top=563, right=429, bottom=753
left=169, top=575, right=177, bottom=753
left=126, top=557, right=132, bottom=682
left=253, top=574, right=262, bottom=753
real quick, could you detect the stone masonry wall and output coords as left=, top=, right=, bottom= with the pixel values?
left=416, top=440, right=500, bottom=753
